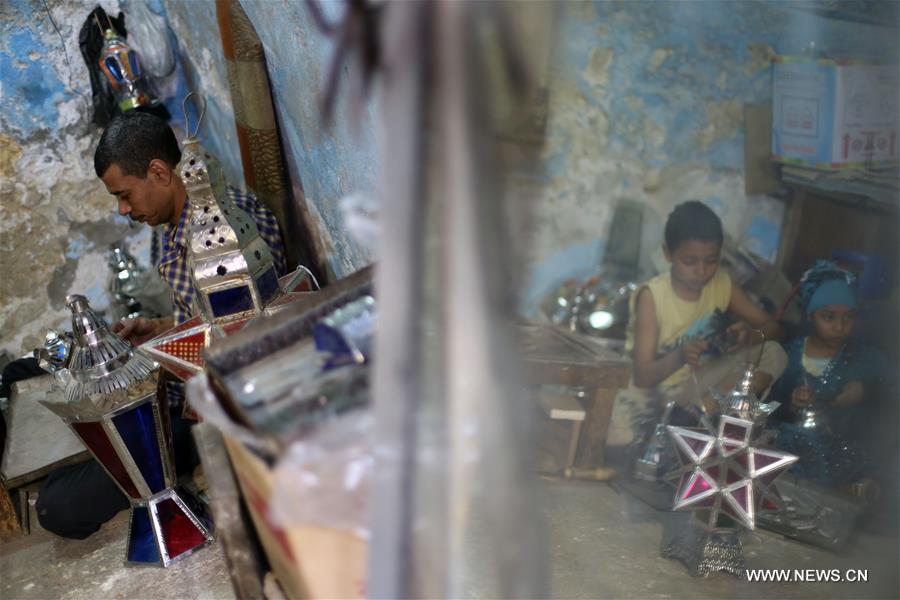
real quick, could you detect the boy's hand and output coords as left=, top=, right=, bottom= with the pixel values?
left=112, top=317, right=162, bottom=346
left=790, top=386, right=814, bottom=410
left=724, top=322, right=760, bottom=353
left=831, top=381, right=864, bottom=407
left=679, top=339, right=710, bottom=368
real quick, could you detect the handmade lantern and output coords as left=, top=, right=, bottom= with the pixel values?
left=98, top=27, right=159, bottom=112
left=714, top=364, right=781, bottom=425
left=662, top=415, right=797, bottom=577
left=141, top=94, right=316, bottom=381
left=41, top=295, right=213, bottom=567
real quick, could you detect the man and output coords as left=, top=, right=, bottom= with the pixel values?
left=35, top=112, right=287, bottom=539
left=94, top=111, right=286, bottom=343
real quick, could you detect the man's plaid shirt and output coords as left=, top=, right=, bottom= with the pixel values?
left=152, top=186, right=286, bottom=324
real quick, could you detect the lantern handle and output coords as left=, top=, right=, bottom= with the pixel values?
left=748, top=328, right=766, bottom=370
left=182, top=92, right=207, bottom=140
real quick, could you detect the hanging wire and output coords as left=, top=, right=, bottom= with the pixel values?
left=182, top=92, right=207, bottom=139
left=293, top=265, right=322, bottom=290
left=92, top=12, right=104, bottom=35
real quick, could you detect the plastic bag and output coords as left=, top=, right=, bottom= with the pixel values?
left=269, top=410, right=373, bottom=537
left=123, top=0, right=175, bottom=78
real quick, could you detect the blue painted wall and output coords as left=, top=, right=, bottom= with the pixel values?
left=160, top=0, right=245, bottom=186
left=162, top=0, right=377, bottom=279
left=523, top=0, right=899, bottom=313
left=241, top=0, right=378, bottom=278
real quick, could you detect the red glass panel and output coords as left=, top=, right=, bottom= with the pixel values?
left=72, top=421, right=141, bottom=498
left=157, top=498, right=206, bottom=559
left=682, top=472, right=712, bottom=500
left=156, top=330, right=207, bottom=366
left=752, top=450, right=782, bottom=472
left=722, top=421, right=749, bottom=441
left=684, top=436, right=709, bottom=457
left=726, top=465, right=743, bottom=484
left=729, top=483, right=750, bottom=512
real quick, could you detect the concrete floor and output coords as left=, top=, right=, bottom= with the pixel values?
left=2, top=479, right=897, bottom=599
left=0, top=511, right=235, bottom=600
left=541, top=478, right=899, bottom=599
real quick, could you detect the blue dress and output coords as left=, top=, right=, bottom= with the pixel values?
left=768, top=337, right=890, bottom=485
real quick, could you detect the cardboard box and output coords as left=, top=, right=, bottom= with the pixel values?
left=772, top=56, right=898, bottom=169
left=222, top=434, right=367, bottom=599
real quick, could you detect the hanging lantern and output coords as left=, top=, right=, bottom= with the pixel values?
left=40, top=295, right=213, bottom=567
left=98, top=27, right=159, bottom=112
left=140, top=94, right=317, bottom=381
left=179, top=110, right=281, bottom=323
left=714, top=363, right=781, bottom=425
left=662, top=415, right=797, bottom=577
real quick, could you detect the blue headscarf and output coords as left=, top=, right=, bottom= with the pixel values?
left=798, top=260, right=858, bottom=315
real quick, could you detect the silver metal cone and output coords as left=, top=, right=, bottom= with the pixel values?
left=41, top=295, right=159, bottom=420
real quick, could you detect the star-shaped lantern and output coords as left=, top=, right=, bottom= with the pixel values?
left=666, top=415, right=797, bottom=531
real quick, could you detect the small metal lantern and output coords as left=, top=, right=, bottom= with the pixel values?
left=40, top=295, right=213, bottom=567
left=716, top=364, right=781, bottom=425
left=98, top=28, right=159, bottom=112
left=715, top=333, right=780, bottom=425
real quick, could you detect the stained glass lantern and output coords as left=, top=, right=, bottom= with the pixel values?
left=98, top=28, right=159, bottom=112
left=662, top=415, right=797, bottom=577
left=41, top=295, right=213, bottom=567
left=178, top=125, right=282, bottom=324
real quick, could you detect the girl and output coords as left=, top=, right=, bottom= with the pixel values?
left=769, top=261, right=890, bottom=486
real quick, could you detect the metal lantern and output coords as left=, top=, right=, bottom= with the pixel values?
left=107, top=241, right=147, bottom=321
left=180, top=131, right=281, bottom=324
left=98, top=28, right=159, bottom=112
left=40, top=295, right=213, bottom=567
left=715, top=364, right=781, bottom=425
left=662, top=415, right=797, bottom=577
left=141, top=94, right=317, bottom=382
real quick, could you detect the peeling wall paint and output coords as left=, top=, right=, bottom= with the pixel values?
left=523, top=0, right=899, bottom=311
left=0, top=0, right=149, bottom=357
left=160, top=0, right=244, bottom=186
left=0, top=0, right=192, bottom=357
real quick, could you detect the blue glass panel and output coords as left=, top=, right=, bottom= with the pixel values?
left=209, top=284, right=254, bottom=318
left=113, top=402, right=166, bottom=493
left=256, top=267, right=279, bottom=306
left=127, top=50, right=141, bottom=79
left=128, top=506, right=160, bottom=564
left=104, top=56, right=124, bottom=84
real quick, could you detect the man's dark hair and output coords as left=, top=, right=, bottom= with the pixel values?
left=664, top=200, right=723, bottom=250
left=93, top=111, right=181, bottom=178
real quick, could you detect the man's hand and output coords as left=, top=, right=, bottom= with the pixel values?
left=790, top=385, right=814, bottom=411
left=679, top=339, right=710, bottom=368
left=831, top=381, right=864, bottom=407
left=112, top=317, right=166, bottom=345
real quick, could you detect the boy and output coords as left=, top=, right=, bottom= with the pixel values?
left=629, top=200, right=786, bottom=416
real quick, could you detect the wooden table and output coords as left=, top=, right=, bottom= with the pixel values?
left=519, top=322, right=631, bottom=479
